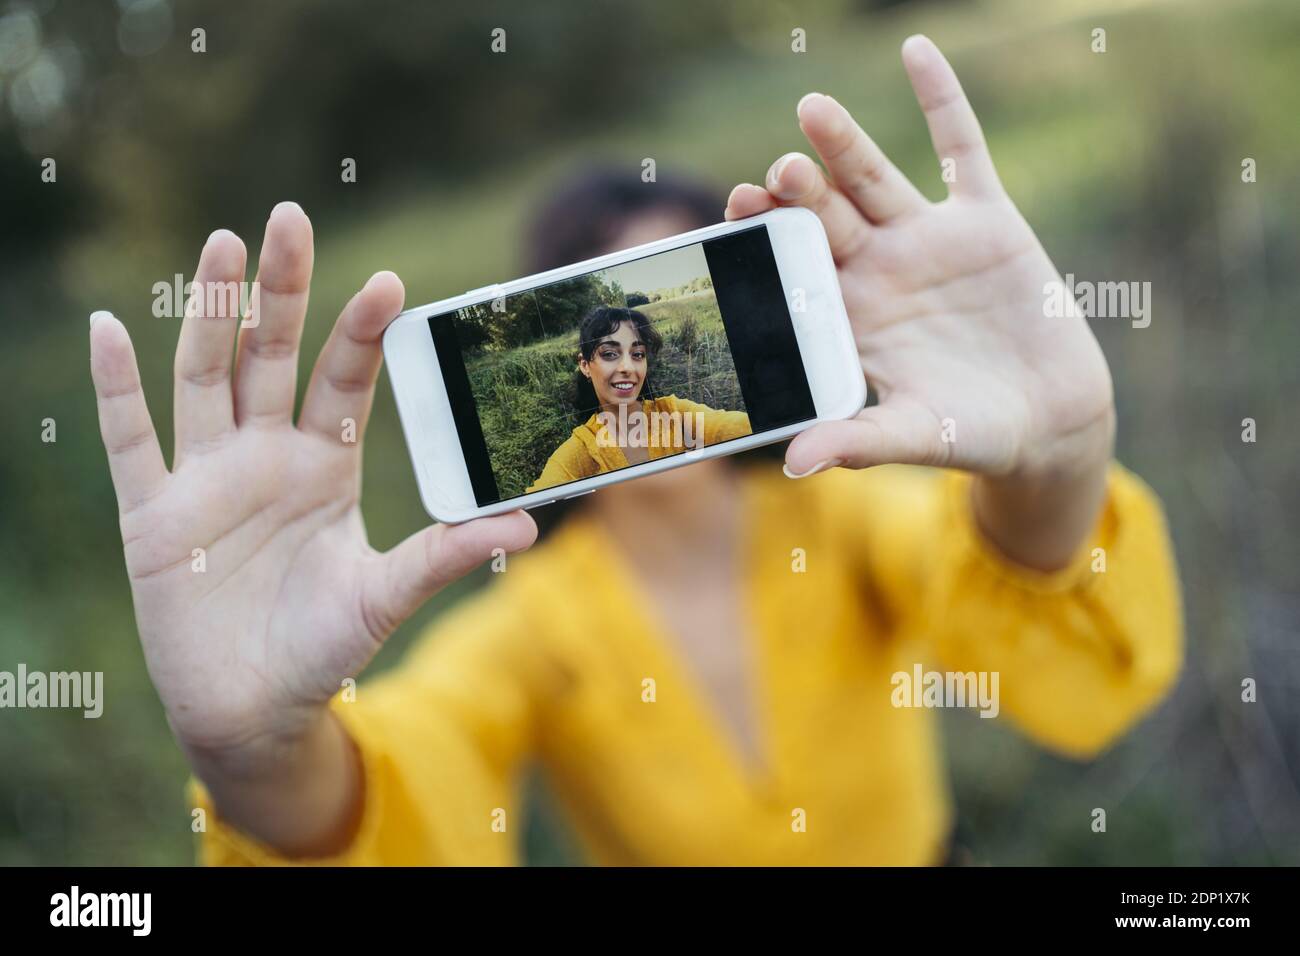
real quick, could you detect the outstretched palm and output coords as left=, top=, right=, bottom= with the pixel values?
left=90, top=204, right=535, bottom=761
left=727, top=35, right=1114, bottom=480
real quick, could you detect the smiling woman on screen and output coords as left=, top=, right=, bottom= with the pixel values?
left=526, top=305, right=753, bottom=493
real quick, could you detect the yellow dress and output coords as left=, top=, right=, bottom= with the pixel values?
left=526, top=394, right=753, bottom=493
left=191, top=462, right=1182, bottom=865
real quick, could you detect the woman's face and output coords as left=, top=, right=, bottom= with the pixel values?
left=582, top=320, right=648, bottom=409
left=586, top=210, right=730, bottom=507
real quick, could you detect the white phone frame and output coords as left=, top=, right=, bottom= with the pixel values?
left=382, top=206, right=865, bottom=523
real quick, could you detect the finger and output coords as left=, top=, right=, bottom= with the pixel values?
left=90, top=312, right=169, bottom=512
left=764, top=152, right=872, bottom=263
left=783, top=402, right=946, bottom=476
left=795, top=92, right=928, bottom=223
left=900, top=35, right=1001, bottom=198
left=365, top=512, right=538, bottom=638
left=299, top=271, right=405, bottom=444
left=234, top=202, right=314, bottom=425
left=724, top=183, right=778, bottom=221
left=173, top=229, right=247, bottom=460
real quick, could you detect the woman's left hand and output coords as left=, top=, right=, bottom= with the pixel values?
left=727, top=35, right=1116, bottom=570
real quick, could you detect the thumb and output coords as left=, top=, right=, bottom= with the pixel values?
left=783, top=402, right=944, bottom=477
left=366, top=510, right=538, bottom=637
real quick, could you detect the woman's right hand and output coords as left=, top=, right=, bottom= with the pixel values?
left=89, top=203, right=536, bottom=844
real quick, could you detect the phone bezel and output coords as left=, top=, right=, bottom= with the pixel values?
left=382, top=206, right=865, bottom=523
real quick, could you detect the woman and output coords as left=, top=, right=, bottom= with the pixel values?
left=87, top=37, right=1181, bottom=864
left=526, top=305, right=752, bottom=493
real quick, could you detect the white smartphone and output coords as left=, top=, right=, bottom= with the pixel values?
left=383, top=206, right=866, bottom=523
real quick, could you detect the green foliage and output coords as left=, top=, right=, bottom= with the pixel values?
left=647, top=275, right=713, bottom=302
left=469, top=342, right=577, bottom=497
left=457, top=273, right=625, bottom=354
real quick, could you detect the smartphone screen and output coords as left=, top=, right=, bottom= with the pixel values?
left=429, top=223, right=816, bottom=507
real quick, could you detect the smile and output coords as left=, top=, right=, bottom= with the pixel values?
left=611, top=382, right=636, bottom=393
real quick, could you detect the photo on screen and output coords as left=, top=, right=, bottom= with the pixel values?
left=451, top=242, right=751, bottom=500
left=430, top=225, right=817, bottom=506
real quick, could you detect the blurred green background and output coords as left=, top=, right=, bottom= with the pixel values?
left=1, top=0, right=1297, bottom=865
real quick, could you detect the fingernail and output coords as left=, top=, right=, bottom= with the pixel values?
left=796, top=92, right=825, bottom=117
left=902, top=34, right=929, bottom=56
left=89, top=310, right=112, bottom=327
left=783, top=457, right=842, bottom=479
left=726, top=183, right=758, bottom=209
left=767, top=153, right=798, bottom=189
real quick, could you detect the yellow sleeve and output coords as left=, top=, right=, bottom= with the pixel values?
left=188, top=572, right=558, bottom=865
left=932, top=463, right=1182, bottom=758
left=822, top=462, right=1183, bottom=760
left=527, top=434, right=595, bottom=493
left=667, top=396, right=752, bottom=444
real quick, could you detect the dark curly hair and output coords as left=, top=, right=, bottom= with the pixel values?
left=574, top=306, right=664, bottom=418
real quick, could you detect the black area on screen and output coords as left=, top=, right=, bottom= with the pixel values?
left=428, top=314, right=501, bottom=506
left=704, top=226, right=816, bottom=432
